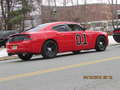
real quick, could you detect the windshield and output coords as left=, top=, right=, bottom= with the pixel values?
left=26, top=23, right=51, bottom=32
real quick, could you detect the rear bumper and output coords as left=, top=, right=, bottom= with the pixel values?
left=6, top=40, right=39, bottom=55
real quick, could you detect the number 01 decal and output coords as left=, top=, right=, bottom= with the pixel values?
left=75, top=33, right=88, bottom=46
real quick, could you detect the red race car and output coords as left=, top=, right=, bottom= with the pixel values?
left=6, top=22, right=108, bottom=60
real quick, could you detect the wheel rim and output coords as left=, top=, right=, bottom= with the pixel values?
left=45, top=42, right=57, bottom=57
left=98, top=38, right=106, bottom=50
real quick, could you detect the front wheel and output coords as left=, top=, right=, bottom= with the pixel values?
left=96, top=36, right=107, bottom=51
left=17, top=53, right=33, bottom=61
left=41, top=40, right=58, bottom=59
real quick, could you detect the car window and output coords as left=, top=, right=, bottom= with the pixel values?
left=68, top=24, right=83, bottom=31
left=53, top=25, right=71, bottom=32
left=26, top=23, right=51, bottom=32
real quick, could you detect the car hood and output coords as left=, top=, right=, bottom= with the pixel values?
left=86, top=30, right=107, bottom=35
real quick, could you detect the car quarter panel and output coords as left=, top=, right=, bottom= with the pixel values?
left=91, top=31, right=108, bottom=48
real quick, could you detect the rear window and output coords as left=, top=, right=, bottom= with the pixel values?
left=26, top=23, right=51, bottom=32
left=8, top=35, right=30, bottom=42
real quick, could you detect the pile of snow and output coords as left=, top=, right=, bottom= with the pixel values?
left=108, top=36, right=118, bottom=45
left=0, top=49, right=8, bottom=57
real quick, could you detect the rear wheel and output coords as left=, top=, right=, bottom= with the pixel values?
left=96, top=36, right=107, bottom=51
left=17, top=53, right=33, bottom=61
left=41, top=40, right=58, bottom=58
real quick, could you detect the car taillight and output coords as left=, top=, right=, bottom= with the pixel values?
left=8, top=34, right=31, bottom=42
left=113, top=30, right=120, bottom=33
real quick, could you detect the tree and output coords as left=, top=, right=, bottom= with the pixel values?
left=0, top=0, right=13, bottom=30
left=108, top=0, right=119, bottom=29
left=36, top=0, right=42, bottom=22
left=10, top=0, right=31, bottom=31
left=0, top=0, right=32, bottom=31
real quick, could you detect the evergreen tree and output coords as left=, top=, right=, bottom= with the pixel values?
left=0, top=0, right=31, bottom=31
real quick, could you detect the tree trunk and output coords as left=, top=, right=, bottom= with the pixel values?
left=6, top=0, right=12, bottom=30
left=0, top=0, right=7, bottom=30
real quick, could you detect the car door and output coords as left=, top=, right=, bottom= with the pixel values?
left=53, top=24, right=75, bottom=52
left=67, top=24, right=91, bottom=50
left=81, top=30, right=93, bottom=49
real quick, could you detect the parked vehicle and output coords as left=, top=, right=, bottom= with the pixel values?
left=113, top=28, right=120, bottom=43
left=6, top=22, right=108, bottom=61
left=0, top=30, right=18, bottom=47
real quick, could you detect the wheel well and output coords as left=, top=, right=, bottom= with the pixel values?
left=41, top=39, right=59, bottom=52
left=45, top=39, right=58, bottom=45
left=97, top=35, right=106, bottom=39
left=95, top=35, right=108, bottom=47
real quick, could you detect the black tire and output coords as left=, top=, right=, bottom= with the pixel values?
left=113, top=34, right=120, bottom=43
left=17, top=53, right=33, bottom=61
left=41, top=40, right=58, bottom=58
left=96, top=36, right=107, bottom=51
left=72, top=50, right=80, bottom=54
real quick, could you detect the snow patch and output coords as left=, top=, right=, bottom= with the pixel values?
left=0, top=49, right=8, bottom=57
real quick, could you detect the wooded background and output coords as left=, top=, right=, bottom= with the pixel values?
left=0, top=0, right=120, bottom=31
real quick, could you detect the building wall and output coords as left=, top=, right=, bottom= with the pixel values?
left=41, top=4, right=120, bottom=23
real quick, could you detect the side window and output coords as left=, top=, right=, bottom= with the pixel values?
left=53, top=25, right=71, bottom=32
left=68, top=24, right=83, bottom=31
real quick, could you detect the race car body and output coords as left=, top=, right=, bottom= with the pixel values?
left=6, top=22, right=108, bottom=60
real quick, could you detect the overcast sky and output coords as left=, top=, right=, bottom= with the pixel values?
left=43, top=0, right=120, bottom=6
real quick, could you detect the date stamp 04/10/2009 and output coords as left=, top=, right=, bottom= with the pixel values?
left=83, top=76, right=112, bottom=79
